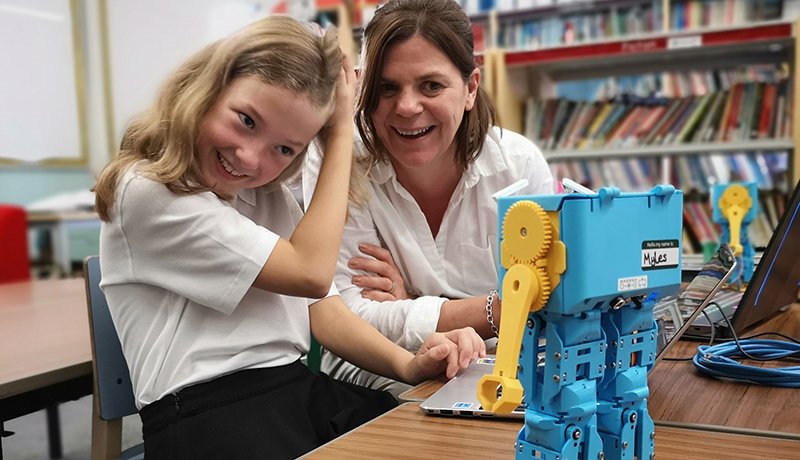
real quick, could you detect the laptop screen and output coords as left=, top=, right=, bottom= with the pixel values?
left=730, top=179, right=800, bottom=332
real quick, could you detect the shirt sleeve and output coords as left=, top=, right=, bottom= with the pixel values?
left=116, top=174, right=277, bottom=314
left=335, top=201, right=445, bottom=351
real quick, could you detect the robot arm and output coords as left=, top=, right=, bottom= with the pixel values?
left=477, top=200, right=565, bottom=414
left=477, top=263, right=537, bottom=413
left=717, top=184, right=753, bottom=257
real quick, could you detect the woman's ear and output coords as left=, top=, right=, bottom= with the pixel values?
left=465, top=68, right=480, bottom=112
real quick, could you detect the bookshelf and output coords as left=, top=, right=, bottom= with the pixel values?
left=271, top=0, right=357, bottom=60
left=478, top=0, right=800, bottom=254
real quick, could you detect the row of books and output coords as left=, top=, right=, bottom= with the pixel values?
left=547, top=151, right=789, bottom=193
left=670, top=0, right=790, bottom=31
left=463, top=0, right=800, bottom=52
left=494, top=1, right=663, bottom=50
left=551, top=65, right=788, bottom=101
left=525, top=76, right=793, bottom=152
left=681, top=191, right=786, bottom=254
left=671, top=151, right=789, bottom=193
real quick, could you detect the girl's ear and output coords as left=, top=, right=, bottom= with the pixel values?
left=465, top=68, right=480, bottom=112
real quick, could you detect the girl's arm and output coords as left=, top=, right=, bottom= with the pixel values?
left=309, top=296, right=486, bottom=384
left=254, top=54, right=355, bottom=299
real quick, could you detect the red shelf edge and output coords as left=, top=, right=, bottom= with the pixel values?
left=505, top=22, right=794, bottom=67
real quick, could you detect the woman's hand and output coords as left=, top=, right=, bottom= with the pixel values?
left=349, top=242, right=412, bottom=301
left=399, top=327, right=486, bottom=385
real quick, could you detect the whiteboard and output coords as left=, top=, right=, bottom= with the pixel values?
left=0, top=0, right=84, bottom=163
left=104, top=0, right=272, bottom=148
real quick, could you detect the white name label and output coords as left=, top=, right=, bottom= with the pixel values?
left=641, top=240, right=680, bottom=270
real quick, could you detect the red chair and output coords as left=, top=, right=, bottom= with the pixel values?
left=0, top=204, right=30, bottom=283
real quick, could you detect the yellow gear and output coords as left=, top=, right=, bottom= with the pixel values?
left=501, top=201, right=552, bottom=267
left=718, top=184, right=752, bottom=213
left=530, top=265, right=552, bottom=312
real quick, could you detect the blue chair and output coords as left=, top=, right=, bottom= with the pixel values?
left=83, top=256, right=143, bottom=460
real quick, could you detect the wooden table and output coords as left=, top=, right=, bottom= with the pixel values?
left=302, top=403, right=800, bottom=459
left=0, top=278, right=93, bottom=459
left=649, top=304, right=800, bottom=437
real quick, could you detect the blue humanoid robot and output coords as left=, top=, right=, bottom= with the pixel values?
left=478, top=185, right=682, bottom=460
left=712, top=182, right=757, bottom=283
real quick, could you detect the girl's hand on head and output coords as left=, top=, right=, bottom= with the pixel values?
left=322, top=51, right=356, bottom=143
left=401, top=327, right=486, bottom=384
left=349, top=242, right=411, bottom=301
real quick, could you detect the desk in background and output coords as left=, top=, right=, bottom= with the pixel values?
left=302, top=403, right=800, bottom=459
left=0, top=278, right=93, bottom=459
left=27, top=210, right=100, bottom=276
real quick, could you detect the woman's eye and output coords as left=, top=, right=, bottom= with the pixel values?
left=424, top=81, right=443, bottom=93
left=238, top=113, right=255, bottom=129
left=378, top=83, right=397, bottom=96
left=276, top=145, right=294, bottom=157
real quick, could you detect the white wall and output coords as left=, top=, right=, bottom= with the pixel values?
left=81, top=0, right=280, bottom=174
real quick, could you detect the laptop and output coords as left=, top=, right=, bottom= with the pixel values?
left=685, top=178, right=800, bottom=340
left=420, top=244, right=738, bottom=419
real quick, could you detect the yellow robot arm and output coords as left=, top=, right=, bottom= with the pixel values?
left=718, top=184, right=752, bottom=256
left=477, top=201, right=565, bottom=414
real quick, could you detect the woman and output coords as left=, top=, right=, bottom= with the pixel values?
left=304, top=0, right=553, bottom=397
left=93, top=16, right=483, bottom=459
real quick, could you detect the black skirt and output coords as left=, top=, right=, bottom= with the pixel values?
left=139, top=359, right=398, bottom=459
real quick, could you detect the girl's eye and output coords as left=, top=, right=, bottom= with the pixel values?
left=276, top=145, right=294, bottom=157
left=238, top=112, right=255, bottom=129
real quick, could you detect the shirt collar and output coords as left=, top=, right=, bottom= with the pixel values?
left=464, top=127, right=507, bottom=188
left=236, top=187, right=257, bottom=207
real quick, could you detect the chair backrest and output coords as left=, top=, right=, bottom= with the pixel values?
left=84, top=255, right=138, bottom=420
left=0, top=204, right=30, bottom=283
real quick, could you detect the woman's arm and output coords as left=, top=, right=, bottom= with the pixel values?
left=351, top=242, right=500, bottom=339
left=309, top=296, right=485, bottom=384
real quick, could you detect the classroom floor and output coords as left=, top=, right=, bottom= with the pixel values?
left=3, top=395, right=142, bottom=460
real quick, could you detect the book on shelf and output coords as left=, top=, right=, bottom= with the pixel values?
left=525, top=63, right=793, bottom=152
left=758, top=82, right=778, bottom=139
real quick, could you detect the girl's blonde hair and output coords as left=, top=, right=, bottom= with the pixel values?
left=94, top=16, right=342, bottom=221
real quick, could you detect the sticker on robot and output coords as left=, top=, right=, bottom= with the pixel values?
left=618, top=275, right=648, bottom=292
left=640, top=240, right=680, bottom=270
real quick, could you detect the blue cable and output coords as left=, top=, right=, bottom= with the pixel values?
left=693, top=339, right=800, bottom=387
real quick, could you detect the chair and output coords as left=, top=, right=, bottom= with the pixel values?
left=0, top=204, right=30, bottom=283
left=83, top=256, right=144, bottom=460
left=307, top=336, right=322, bottom=372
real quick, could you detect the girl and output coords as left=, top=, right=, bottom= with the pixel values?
left=93, top=15, right=483, bottom=459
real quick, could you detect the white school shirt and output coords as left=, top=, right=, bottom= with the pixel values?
left=303, top=127, right=553, bottom=353
left=101, top=165, right=335, bottom=408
